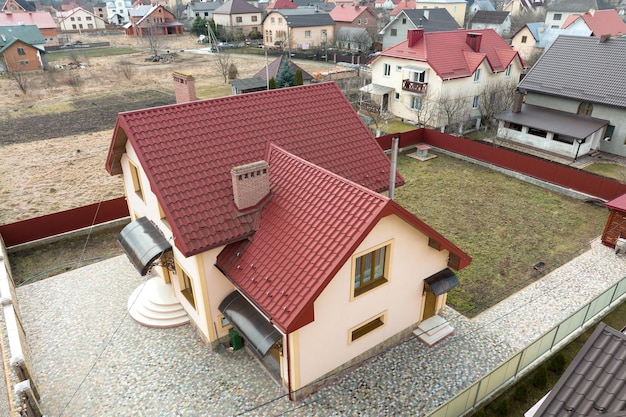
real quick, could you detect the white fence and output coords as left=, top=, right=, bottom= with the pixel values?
left=428, top=275, right=626, bottom=417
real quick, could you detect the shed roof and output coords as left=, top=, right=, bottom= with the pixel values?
left=105, top=82, right=403, bottom=257
left=606, top=193, right=626, bottom=212
left=518, top=35, right=626, bottom=108
left=216, top=144, right=470, bottom=333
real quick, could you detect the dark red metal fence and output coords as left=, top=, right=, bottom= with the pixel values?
left=377, top=128, right=626, bottom=202
left=0, top=197, right=129, bottom=247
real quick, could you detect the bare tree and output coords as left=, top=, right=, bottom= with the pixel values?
left=404, top=96, right=436, bottom=128
left=143, top=21, right=162, bottom=57
left=478, top=79, right=517, bottom=131
left=1, top=55, right=28, bottom=94
left=118, top=59, right=133, bottom=80
left=213, top=48, right=233, bottom=83
left=438, top=91, right=469, bottom=134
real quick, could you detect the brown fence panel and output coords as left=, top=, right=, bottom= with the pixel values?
left=0, top=197, right=129, bottom=247
left=416, top=129, right=626, bottom=202
left=376, top=129, right=423, bottom=150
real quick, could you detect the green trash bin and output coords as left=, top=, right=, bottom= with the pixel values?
left=229, top=328, right=243, bottom=351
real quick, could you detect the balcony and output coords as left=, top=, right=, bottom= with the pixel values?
left=402, top=79, right=427, bottom=94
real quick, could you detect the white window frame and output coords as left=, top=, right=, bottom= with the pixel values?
left=473, top=68, right=481, bottom=83
left=472, top=95, right=480, bottom=109
left=505, top=64, right=512, bottom=77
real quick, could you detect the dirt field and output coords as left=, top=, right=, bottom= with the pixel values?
left=0, top=33, right=337, bottom=225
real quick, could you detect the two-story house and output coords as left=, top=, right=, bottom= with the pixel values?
left=503, top=0, right=545, bottom=17
left=263, top=8, right=335, bottom=50
left=496, top=35, right=626, bottom=159
left=510, top=22, right=592, bottom=62
left=56, top=7, right=108, bottom=32
left=379, top=8, right=460, bottom=50
left=183, top=0, right=223, bottom=21
left=364, top=28, right=526, bottom=131
left=105, top=0, right=132, bottom=25
left=105, top=79, right=470, bottom=400
left=413, top=0, right=466, bottom=26
left=329, top=4, right=378, bottom=48
left=544, top=0, right=612, bottom=29
left=0, top=24, right=47, bottom=72
left=469, top=10, right=512, bottom=37
left=212, top=0, right=262, bottom=40
left=0, top=11, right=58, bottom=44
left=125, top=3, right=184, bottom=36
left=561, top=9, right=626, bottom=36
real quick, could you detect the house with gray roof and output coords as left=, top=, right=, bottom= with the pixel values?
left=379, top=8, right=460, bottom=50
left=526, top=323, right=626, bottom=417
left=469, top=10, right=512, bottom=36
left=509, top=21, right=592, bottom=61
left=544, top=0, right=615, bottom=29
left=496, top=35, right=626, bottom=159
left=213, top=0, right=263, bottom=40
left=467, top=0, right=495, bottom=15
left=262, top=8, right=335, bottom=50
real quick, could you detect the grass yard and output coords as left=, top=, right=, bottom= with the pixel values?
left=47, top=47, right=140, bottom=62
left=583, top=161, right=626, bottom=183
left=394, top=150, right=608, bottom=317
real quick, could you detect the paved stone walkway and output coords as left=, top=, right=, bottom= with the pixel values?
left=15, top=239, right=626, bottom=417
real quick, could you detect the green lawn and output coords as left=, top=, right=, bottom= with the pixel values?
left=394, top=150, right=608, bottom=316
left=583, top=161, right=626, bottom=183
left=47, top=47, right=140, bottom=62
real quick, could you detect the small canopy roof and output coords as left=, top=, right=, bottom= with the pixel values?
left=219, top=291, right=283, bottom=357
left=118, top=217, right=171, bottom=276
left=359, top=83, right=394, bottom=95
left=425, top=268, right=459, bottom=296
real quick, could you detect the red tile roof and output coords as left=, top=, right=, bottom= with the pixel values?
left=267, top=0, right=297, bottom=9
left=389, top=0, right=416, bottom=17
left=562, top=10, right=626, bottom=36
left=216, top=144, right=471, bottom=333
left=329, top=4, right=373, bottom=22
left=106, top=83, right=403, bottom=257
left=378, top=29, right=524, bottom=79
left=0, top=11, right=56, bottom=29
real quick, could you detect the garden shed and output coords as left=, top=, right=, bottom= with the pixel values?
left=601, top=192, right=626, bottom=249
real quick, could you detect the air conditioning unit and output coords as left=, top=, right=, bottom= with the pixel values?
left=616, top=238, right=626, bottom=255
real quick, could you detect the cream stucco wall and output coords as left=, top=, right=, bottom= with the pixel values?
left=59, top=9, right=107, bottom=31
left=263, top=11, right=334, bottom=49
left=292, top=214, right=451, bottom=389
left=510, top=26, right=539, bottom=60
left=213, top=11, right=263, bottom=38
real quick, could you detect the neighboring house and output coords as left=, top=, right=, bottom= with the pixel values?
left=0, top=24, right=47, bottom=72
left=601, top=193, right=626, bottom=250
left=263, top=8, right=335, bottom=50
left=329, top=4, right=378, bottom=40
left=364, top=28, right=526, bottom=130
left=229, top=76, right=266, bottom=94
left=389, top=0, right=416, bottom=18
left=0, top=11, right=58, bottom=44
left=503, top=0, right=545, bottom=17
left=526, top=323, right=626, bottom=417
left=413, top=0, right=466, bottom=26
left=183, top=0, right=223, bottom=20
left=496, top=36, right=626, bottom=159
left=375, top=0, right=399, bottom=9
left=467, top=0, right=495, bottom=15
left=561, top=9, right=626, bottom=36
left=335, top=26, right=372, bottom=51
left=93, top=2, right=108, bottom=21
left=510, top=22, right=591, bottom=61
left=212, top=0, right=263, bottom=40
left=105, top=0, right=132, bottom=25
left=379, top=8, right=460, bottom=50
left=125, top=3, right=184, bottom=36
left=105, top=79, right=471, bottom=400
left=231, top=53, right=313, bottom=94
left=1, top=0, right=35, bottom=12
left=469, top=10, right=512, bottom=37
left=544, top=0, right=612, bottom=29
left=266, top=0, right=298, bottom=10
left=56, top=7, right=108, bottom=32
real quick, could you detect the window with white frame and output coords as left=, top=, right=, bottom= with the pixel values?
left=473, top=68, right=481, bottom=82
left=410, top=96, right=422, bottom=110
left=472, top=95, right=480, bottom=109
left=505, top=64, right=512, bottom=77
left=305, top=30, right=311, bottom=38
left=383, top=63, right=391, bottom=76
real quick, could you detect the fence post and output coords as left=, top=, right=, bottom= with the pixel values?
left=14, top=380, right=43, bottom=417
left=11, top=354, right=40, bottom=400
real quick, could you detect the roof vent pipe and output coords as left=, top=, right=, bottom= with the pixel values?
left=389, top=135, right=399, bottom=200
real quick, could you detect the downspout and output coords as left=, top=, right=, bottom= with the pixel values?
left=265, top=49, right=269, bottom=90
left=389, top=135, right=399, bottom=200
left=286, top=332, right=293, bottom=401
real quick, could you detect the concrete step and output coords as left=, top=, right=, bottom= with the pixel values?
left=414, top=315, right=454, bottom=347
left=127, top=277, right=190, bottom=329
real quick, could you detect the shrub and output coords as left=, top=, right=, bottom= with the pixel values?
left=548, top=353, right=566, bottom=374
left=513, top=382, right=529, bottom=402
left=532, top=365, right=547, bottom=389
left=493, top=397, right=509, bottom=416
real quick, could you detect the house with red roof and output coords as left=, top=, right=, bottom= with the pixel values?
left=363, top=28, right=526, bottom=130
left=329, top=3, right=378, bottom=40
left=105, top=79, right=471, bottom=399
left=561, top=9, right=626, bottom=36
left=0, top=11, right=58, bottom=44
left=266, top=0, right=298, bottom=10
left=124, top=3, right=183, bottom=37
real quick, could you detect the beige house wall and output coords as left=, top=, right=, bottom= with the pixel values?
left=263, top=11, right=334, bottom=49
left=292, top=214, right=450, bottom=389
left=415, top=0, right=466, bottom=26
left=213, top=11, right=263, bottom=38
left=510, top=26, right=539, bottom=60
left=58, top=9, right=107, bottom=32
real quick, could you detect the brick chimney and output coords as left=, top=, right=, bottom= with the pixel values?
left=231, top=161, right=270, bottom=211
left=512, top=90, right=524, bottom=113
left=407, top=28, right=424, bottom=47
left=173, top=71, right=197, bottom=103
left=466, top=32, right=482, bottom=52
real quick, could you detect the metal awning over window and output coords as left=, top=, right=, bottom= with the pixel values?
left=219, top=291, right=282, bottom=357
left=425, top=268, right=460, bottom=296
left=118, top=217, right=172, bottom=276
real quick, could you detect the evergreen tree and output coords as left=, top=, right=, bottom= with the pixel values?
left=191, top=17, right=208, bottom=37
left=276, top=58, right=295, bottom=88
left=294, top=68, right=303, bottom=86
left=268, top=77, right=277, bottom=89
